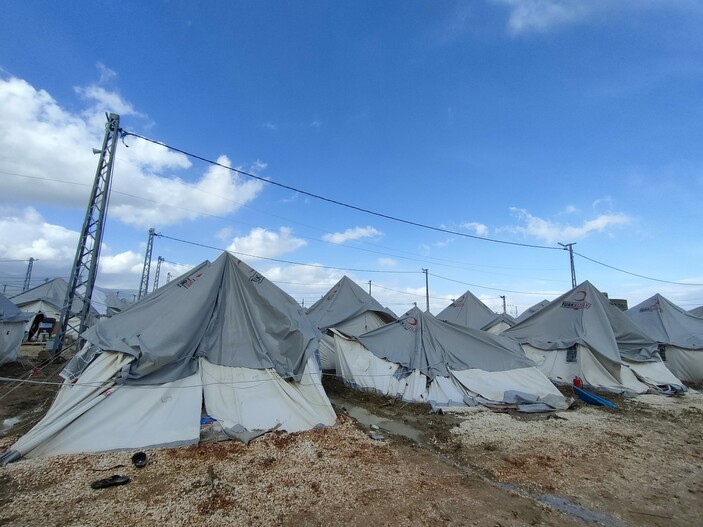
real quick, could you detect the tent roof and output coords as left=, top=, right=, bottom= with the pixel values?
left=356, top=306, right=535, bottom=380
left=306, top=276, right=396, bottom=330
left=10, top=278, right=98, bottom=316
left=626, top=294, right=703, bottom=349
left=73, top=252, right=320, bottom=384
left=436, top=290, right=497, bottom=330
left=689, top=306, right=703, bottom=318
left=481, top=312, right=516, bottom=332
left=0, top=292, right=31, bottom=322
left=515, top=300, right=550, bottom=323
left=504, top=281, right=658, bottom=363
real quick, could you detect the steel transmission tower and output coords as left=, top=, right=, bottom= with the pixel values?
left=138, top=228, right=156, bottom=300
left=23, top=257, right=35, bottom=291
left=153, top=256, right=165, bottom=291
left=53, top=113, right=121, bottom=354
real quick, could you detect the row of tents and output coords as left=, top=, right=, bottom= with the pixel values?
left=1, top=252, right=702, bottom=463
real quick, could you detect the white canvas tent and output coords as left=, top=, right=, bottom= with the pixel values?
left=1, top=253, right=336, bottom=464
left=306, top=276, right=396, bottom=371
left=0, top=293, right=31, bottom=366
left=503, top=281, right=685, bottom=395
left=334, top=306, right=568, bottom=412
left=626, top=294, right=703, bottom=383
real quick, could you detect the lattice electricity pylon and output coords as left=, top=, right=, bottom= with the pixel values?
left=153, top=256, right=165, bottom=292
left=22, top=257, right=35, bottom=292
left=137, top=228, right=156, bottom=300
left=53, top=113, right=121, bottom=355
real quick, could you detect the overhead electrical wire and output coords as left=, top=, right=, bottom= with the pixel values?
left=3, top=170, right=559, bottom=278
left=573, top=251, right=703, bottom=287
left=122, top=131, right=703, bottom=288
left=429, top=272, right=559, bottom=296
left=121, top=130, right=560, bottom=251
left=156, top=233, right=420, bottom=275
left=4, top=147, right=701, bottom=288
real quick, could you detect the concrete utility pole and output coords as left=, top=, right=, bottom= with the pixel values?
left=558, top=242, right=577, bottom=288
left=23, top=257, right=35, bottom=292
left=500, top=295, right=507, bottom=314
left=422, top=268, right=430, bottom=312
left=368, top=280, right=372, bottom=295
left=138, top=228, right=156, bottom=300
left=53, top=113, right=121, bottom=355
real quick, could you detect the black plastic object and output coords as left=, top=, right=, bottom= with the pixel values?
left=131, top=451, right=148, bottom=468
left=90, top=475, right=130, bottom=489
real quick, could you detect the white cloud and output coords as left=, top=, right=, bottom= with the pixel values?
left=592, top=196, right=613, bottom=209
left=461, top=222, right=489, bottom=237
left=99, top=251, right=144, bottom=274
left=323, top=226, right=382, bottom=244
left=492, top=0, right=593, bottom=35
left=0, top=207, right=78, bottom=263
left=311, top=120, right=322, bottom=129
left=109, top=153, right=265, bottom=227
left=262, top=122, right=278, bottom=130
left=227, top=227, right=306, bottom=259
left=490, top=0, right=696, bottom=36
left=377, top=258, right=397, bottom=267
left=0, top=72, right=266, bottom=229
left=0, top=207, right=151, bottom=293
left=215, top=227, right=233, bottom=241
left=508, top=207, right=632, bottom=244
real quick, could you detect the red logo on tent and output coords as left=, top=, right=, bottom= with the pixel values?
left=451, top=295, right=465, bottom=308
left=639, top=298, right=661, bottom=313
left=401, top=316, right=418, bottom=332
left=561, top=290, right=591, bottom=310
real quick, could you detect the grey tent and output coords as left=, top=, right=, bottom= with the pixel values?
left=1, top=253, right=335, bottom=463
left=0, top=293, right=31, bottom=366
left=626, top=294, right=703, bottom=382
left=10, top=278, right=99, bottom=338
left=689, top=306, right=703, bottom=318
left=436, top=290, right=497, bottom=330
left=306, top=276, right=396, bottom=370
left=334, top=306, right=568, bottom=411
left=503, top=281, right=685, bottom=394
left=515, top=300, right=550, bottom=324
left=481, top=312, right=516, bottom=334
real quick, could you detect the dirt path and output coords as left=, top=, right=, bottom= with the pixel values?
left=323, top=377, right=703, bottom=527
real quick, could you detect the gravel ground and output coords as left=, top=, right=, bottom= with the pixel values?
left=446, top=390, right=703, bottom=527
left=2, top=358, right=702, bottom=527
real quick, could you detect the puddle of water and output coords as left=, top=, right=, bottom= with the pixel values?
left=331, top=394, right=624, bottom=527
left=329, top=396, right=424, bottom=443
left=495, top=481, right=625, bottom=527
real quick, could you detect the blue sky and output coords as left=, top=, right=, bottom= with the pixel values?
left=1, top=0, right=702, bottom=315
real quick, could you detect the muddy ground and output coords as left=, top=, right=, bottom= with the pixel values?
left=1, top=351, right=702, bottom=526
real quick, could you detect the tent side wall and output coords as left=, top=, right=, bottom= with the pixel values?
left=0, top=321, right=26, bottom=365
left=659, top=346, right=703, bottom=382
left=523, top=344, right=647, bottom=394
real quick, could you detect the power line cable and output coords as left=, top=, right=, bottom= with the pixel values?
left=573, top=251, right=703, bottom=287
left=121, top=130, right=560, bottom=251
left=156, top=233, right=420, bottom=275
left=429, top=272, right=560, bottom=296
